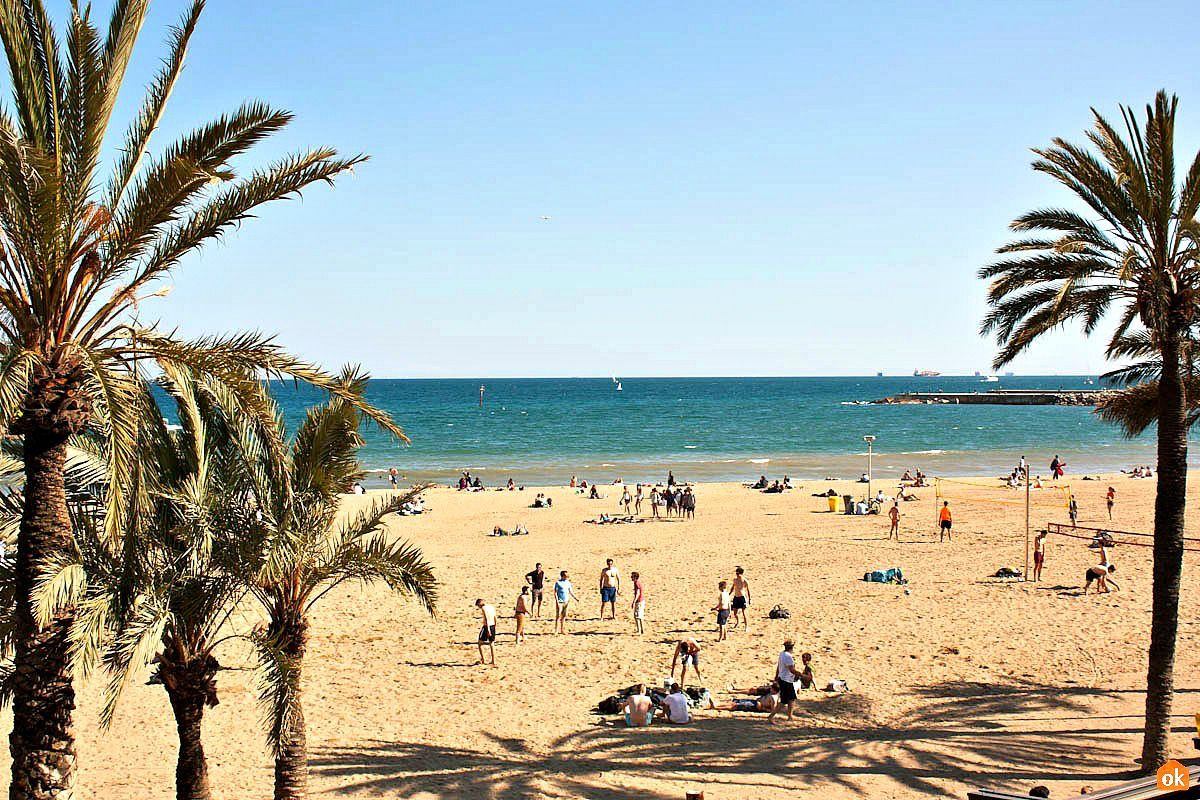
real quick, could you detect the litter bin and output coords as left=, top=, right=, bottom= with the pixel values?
left=843, top=494, right=854, bottom=514
left=827, top=495, right=841, bottom=513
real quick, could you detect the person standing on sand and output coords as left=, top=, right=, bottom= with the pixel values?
left=389, top=467, right=398, bottom=489
left=1032, top=530, right=1047, bottom=581
left=554, top=570, right=580, bottom=634
left=1106, top=486, right=1116, bottom=520
left=599, top=558, right=621, bottom=619
left=938, top=501, right=953, bottom=542
left=768, top=639, right=801, bottom=723
left=730, top=566, right=751, bottom=630
left=712, top=580, right=732, bottom=641
left=650, top=486, right=661, bottom=519
left=475, top=599, right=497, bottom=665
left=631, top=571, right=646, bottom=634
left=514, top=587, right=531, bottom=644
left=1069, top=497, right=1078, bottom=527
left=671, top=638, right=703, bottom=687
left=888, top=502, right=900, bottom=541
left=634, top=484, right=644, bottom=515
left=621, top=486, right=632, bottom=514
left=525, top=562, right=546, bottom=618
left=668, top=470, right=676, bottom=487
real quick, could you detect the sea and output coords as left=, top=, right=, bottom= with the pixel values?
left=255, top=375, right=1179, bottom=487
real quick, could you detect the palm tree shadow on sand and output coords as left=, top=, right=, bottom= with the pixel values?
left=310, top=679, right=1156, bottom=799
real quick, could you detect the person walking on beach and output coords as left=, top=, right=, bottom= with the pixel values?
left=1050, top=455, right=1065, bottom=480
left=938, top=501, right=953, bottom=542
left=525, top=562, right=546, bottom=618
left=768, top=639, right=801, bottom=723
left=888, top=502, right=900, bottom=541
left=620, top=486, right=632, bottom=515
left=514, top=587, right=531, bottom=644
left=599, top=558, right=621, bottom=619
left=389, top=466, right=399, bottom=489
left=635, top=484, right=644, bottom=515
left=475, top=598, right=497, bottom=666
left=1106, top=486, right=1116, bottom=520
left=1068, top=496, right=1079, bottom=527
left=712, top=580, right=732, bottom=641
left=631, top=570, right=646, bottom=634
left=554, top=570, right=580, bottom=634
left=730, top=566, right=751, bottom=630
left=671, top=638, right=703, bottom=687
left=1032, top=530, right=1047, bottom=581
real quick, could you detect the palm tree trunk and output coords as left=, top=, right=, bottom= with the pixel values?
left=273, top=620, right=309, bottom=800
left=162, top=667, right=216, bottom=800
left=9, top=427, right=77, bottom=800
left=1142, top=329, right=1188, bottom=770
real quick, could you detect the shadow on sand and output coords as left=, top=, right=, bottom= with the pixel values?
left=311, top=679, right=1160, bottom=799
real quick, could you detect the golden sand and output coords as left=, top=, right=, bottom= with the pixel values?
left=18, top=474, right=1200, bottom=799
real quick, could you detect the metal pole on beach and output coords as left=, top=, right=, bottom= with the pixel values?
left=1024, top=469, right=1031, bottom=581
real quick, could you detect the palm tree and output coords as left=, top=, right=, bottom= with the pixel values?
left=238, top=369, right=437, bottom=800
left=0, top=4, right=399, bottom=796
left=980, top=90, right=1200, bottom=770
left=51, top=368, right=272, bottom=800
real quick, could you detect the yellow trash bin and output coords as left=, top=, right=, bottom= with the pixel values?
left=828, top=495, right=842, bottom=513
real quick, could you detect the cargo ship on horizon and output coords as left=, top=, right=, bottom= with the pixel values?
left=913, top=369, right=941, bottom=377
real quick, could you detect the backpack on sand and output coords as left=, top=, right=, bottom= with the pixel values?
left=768, top=605, right=791, bottom=619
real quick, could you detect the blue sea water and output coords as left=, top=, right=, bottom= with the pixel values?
left=260, top=376, right=1174, bottom=486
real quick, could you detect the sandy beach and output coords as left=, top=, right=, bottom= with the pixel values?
left=22, top=471, right=1200, bottom=799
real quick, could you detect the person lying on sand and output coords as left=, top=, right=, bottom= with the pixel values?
left=621, top=684, right=654, bottom=727
left=711, top=689, right=781, bottom=714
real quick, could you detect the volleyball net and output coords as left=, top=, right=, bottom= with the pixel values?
left=1044, top=521, right=1200, bottom=553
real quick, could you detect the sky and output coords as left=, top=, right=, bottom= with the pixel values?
left=81, top=0, right=1200, bottom=377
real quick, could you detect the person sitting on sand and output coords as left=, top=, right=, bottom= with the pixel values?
left=763, top=481, right=783, bottom=494
left=660, top=683, right=690, bottom=724
left=897, top=484, right=919, bottom=501
left=507, top=478, right=515, bottom=491
left=671, top=638, right=703, bottom=687
left=858, top=472, right=869, bottom=483
left=750, top=475, right=768, bottom=489
left=589, top=484, right=600, bottom=500
left=475, top=598, right=497, bottom=666
left=901, top=470, right=914, bottom=483
left=1084, top=547, right=1119, bottom=594
left=621, top=684, right=654, bottom=727
left=782, top=475, right=793, bottom=489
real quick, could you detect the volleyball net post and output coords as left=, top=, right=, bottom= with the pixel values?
left=934, top=476, right=1073, bottom=580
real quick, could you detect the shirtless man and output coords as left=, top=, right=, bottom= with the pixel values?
left=671, top=638, right=703, bottom=687
left=730, top=566, right=751, bottom=630
left=621, top=684, right=654, bottom=727
left=475, top=598, right=497, bottom=666
left=599, top=558, right=621, bottom=620
left=1084, top=545, right=1120, bottom=595
left=888, top=502, right=900, bottom=541
left=631, top=570, right=646, bottom=634
left=1032, top=530, right=1047, bottom=581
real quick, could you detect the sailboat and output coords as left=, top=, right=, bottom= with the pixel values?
left=613, top=376, right=623, bottom=391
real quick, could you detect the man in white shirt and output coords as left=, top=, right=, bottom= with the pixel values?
left=768, top=639, right=801, bottom=723
left=660, top=683, right=690, bottom=724
left=475, top=598, right=497, bottom=666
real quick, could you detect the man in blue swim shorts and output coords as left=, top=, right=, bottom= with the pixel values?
left=599, top=558, right=621, bottom=620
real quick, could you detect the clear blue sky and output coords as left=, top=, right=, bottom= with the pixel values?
left=104, top=0, right=1200, bottom=377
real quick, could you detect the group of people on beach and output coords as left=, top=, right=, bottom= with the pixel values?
left=472, top=559, right=752, bottom=665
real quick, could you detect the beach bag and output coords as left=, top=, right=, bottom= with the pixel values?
left=864, top=570, right=886, bottom=583
left=596, top=695, right=622, bottom=715
left=768, top=605, right=790, bottom=619
left=992, top=567, right=1022, bottom=579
